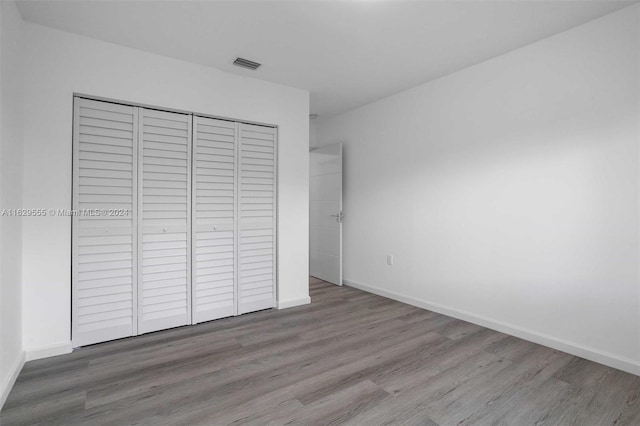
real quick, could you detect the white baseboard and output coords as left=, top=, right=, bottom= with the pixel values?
left=0, top=350, right=25, bottom=411
left=344, top=279, right=640, bottom=376
left=277, top=296, right=311, bottom=309
left=26, top=341, right=73, bottom=361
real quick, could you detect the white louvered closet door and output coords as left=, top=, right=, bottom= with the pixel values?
left=192, top=117, right=238, bottom=323
left=138, top=109, right=192, bottom=333
left=72, top=98, right=138, bottom=347
left=238, top=123, right=277, bottom=314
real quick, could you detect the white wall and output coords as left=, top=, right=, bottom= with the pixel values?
left=0, top=0, right=24, bottom=408
left=317, top=5, right=640, bottom=374
left=21, top=22, right=309, bottom=357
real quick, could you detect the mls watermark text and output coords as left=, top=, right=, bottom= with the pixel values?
left=1, top=209, right=131, bottom=217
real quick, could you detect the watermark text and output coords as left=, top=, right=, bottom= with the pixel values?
left=1, top=208, right=131, bottom=217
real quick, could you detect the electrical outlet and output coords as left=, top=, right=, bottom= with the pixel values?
left=387, top=255, right=394, bottom=266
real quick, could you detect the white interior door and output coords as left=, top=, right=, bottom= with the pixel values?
left=72, top=98, right=138, bottom=347
left=138, top=108, right=192, bottom=334
left=192, top=116, right=238, bottom=323
left=238, top=123, right=277, bottom=314
left=310, top=143, right=343, bottom=285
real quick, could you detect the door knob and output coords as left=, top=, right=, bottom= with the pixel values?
left=329, top=211, right=343, bottom=223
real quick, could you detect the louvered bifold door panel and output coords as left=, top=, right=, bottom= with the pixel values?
left=138, top=109, right=192, bottom=333
left=192, top=117, right=238, bottom=323
left=72, top=98, right=138, bottom=347
left=238, top=123, right=277, bottom=314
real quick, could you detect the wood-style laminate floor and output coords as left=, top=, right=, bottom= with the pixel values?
left=2, top=277, right=639, bottom=425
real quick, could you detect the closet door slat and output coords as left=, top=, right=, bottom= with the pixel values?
left=138, top=108, right=192, bottom=333
left=72, top=97, right=138, bottom=347
left=238, top=123, right=277, bottom=314
left=192, top=117, right=238, bottom=323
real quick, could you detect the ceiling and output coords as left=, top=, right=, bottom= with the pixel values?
left=16, top=0, right=636, bottom=118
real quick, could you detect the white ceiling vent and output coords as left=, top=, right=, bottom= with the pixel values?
left=233, top=57, right=261, bottom=70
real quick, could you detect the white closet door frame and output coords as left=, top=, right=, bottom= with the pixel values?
left=237, top=123, right=278, bottom=314
left=72, top=97, right=139, bottom=347
left=191, top=117, right=239, bottom=323
left=137, top=108, right=192, bottom=334
left=271, top=127, right=278, bottom=309
left=73, top=95, right=279, bottom=346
